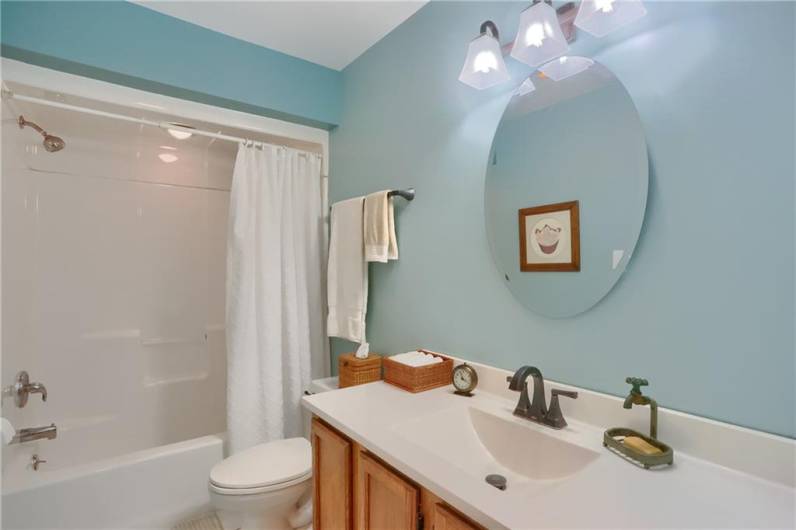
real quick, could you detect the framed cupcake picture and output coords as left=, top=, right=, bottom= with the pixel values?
left=518, top=201, right=580, bottom=272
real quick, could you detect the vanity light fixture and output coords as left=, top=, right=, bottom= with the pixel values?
left=510, top=1, right=570, bottom=68
left=539, top=56, right=594, bottom=81
left=574, top=0, right=647, bottom=37
left=516, top=77, right=537, bottom=96
left=458, top=21, right=511, bottom=90
left=458, top=1, right=644, bottom=89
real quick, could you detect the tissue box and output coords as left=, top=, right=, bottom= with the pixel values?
left=338, top=353, right=382, bottom=388
left=383, top=349, right=453, bottom=393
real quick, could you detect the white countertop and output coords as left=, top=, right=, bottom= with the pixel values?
left=303, top=381, right=795, bottom=529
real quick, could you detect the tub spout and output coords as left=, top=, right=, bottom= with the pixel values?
left=11, top=424, right=57, bottom=444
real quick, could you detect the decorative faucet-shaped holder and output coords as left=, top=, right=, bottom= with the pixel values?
left=603, top=377, right=673, bottom=469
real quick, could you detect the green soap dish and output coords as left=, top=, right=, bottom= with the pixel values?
left=603, top=427, right=674, bottom=469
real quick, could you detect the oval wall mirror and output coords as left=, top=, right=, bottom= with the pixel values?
left=485, top=60, right=648, bottom=318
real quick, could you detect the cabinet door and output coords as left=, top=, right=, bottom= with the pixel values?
left=312, top=418, right=353, bottom=530
left=433, top=503, right=480, bottom=530
left=357, top=451, right=419, bottom=530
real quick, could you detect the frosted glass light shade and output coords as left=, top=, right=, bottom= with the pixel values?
left=539, top=56, right=594, bottom=81
left=516, top=77, right=537, bottom=96
left=459, top=33, right=510, bottom=90
left=574, top=0, right=647, bottom=37
left=510, top=2, right=569, bottom=68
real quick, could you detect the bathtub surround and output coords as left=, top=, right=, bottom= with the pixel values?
left=0, top=1, right=342, bottom=128
left=1, top=65, right=330, bottom=528
left=1, top=87, right=230, bottom=472
left=329, top=1, right=795, bottom=437
left=226, top=144, right=328, bottom=453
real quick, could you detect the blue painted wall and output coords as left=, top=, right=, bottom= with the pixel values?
left=330, top=1, right=795, bottom=437
left=0, top=1, right=341, bottom=128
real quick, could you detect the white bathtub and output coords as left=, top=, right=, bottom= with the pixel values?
left=2, top=434, right=225, bottom=529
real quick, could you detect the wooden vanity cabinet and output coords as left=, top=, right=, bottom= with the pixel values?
left=311, top=418, right=353, bottom=530
left=312, top=416, right=483, bottom=530
left=357, top=451, right=420, bottom=530
left=421, top=489, right=483, bottom=530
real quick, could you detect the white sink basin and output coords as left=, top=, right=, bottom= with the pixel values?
left=394, top=404, right=599, bottom=490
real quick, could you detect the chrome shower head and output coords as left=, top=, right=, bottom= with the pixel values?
left=42, top=134, right=65, bottom=152
left=18, top=115, right=65, bottom=152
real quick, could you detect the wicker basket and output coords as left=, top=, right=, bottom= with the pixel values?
left=383, top=349, right=453, bottom=393
left=338, top=353, right=382, bottom=388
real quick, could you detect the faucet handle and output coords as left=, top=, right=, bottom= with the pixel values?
left=546, top=389, right=578, bottom=429
left=551, top=388, right=578, bottom=399
left=625, top=377, right=648, bottom=395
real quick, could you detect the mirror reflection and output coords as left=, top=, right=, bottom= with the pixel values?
left=485, top=61, right=648, bottom=318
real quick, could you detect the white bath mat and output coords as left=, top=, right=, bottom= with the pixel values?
left=172, top=512, right=226, bottom=530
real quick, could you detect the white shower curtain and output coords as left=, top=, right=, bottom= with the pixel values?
left=226, top=143, right=328, bottom=454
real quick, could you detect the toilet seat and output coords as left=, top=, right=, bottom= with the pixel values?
left=210, top=438, right=311, bottom=496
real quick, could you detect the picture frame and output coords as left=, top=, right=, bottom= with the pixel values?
left=518, top=200, right=580, bottom=272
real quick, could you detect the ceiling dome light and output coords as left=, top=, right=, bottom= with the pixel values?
left=574, top=0, right=647, bottom=37
left=511, top=2, right=569, bottom=68
left=458, top=21, right=510, bottom=90
left=158, top=153, right=179, bottom=163
left=166, top=123, right=194, bottom=140
left=539, top=56, right=594, bottom=82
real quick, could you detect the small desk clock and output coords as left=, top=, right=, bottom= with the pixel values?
left=452, top=362, right=478, bottom=397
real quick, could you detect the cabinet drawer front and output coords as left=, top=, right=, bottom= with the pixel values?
left=358, top=452, right=419, bottom=530
left=312, top=418, right=353, bottom=530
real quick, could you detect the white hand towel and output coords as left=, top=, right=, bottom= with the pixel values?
left=2, top=417, right=16, bottom=445
left=363, top=191, right=398, bottom=263
left=327, top=197, right=368, bottom=343
left=389, top=351, right=442, bottom=367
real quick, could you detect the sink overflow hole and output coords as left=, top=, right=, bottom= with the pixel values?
left=485, top=474, right=507, bottom=491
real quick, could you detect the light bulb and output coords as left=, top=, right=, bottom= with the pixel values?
left=525, top=23, right=546, bottom=48
left=473, top=51, right=499, bottom=73
left=575, top=0, right=646, bottom=37
left=158, top=153, right=179, bottom=163
left=595, top=0, right=615, bottom=13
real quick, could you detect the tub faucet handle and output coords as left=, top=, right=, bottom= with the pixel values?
left=5, top=371, right=48, bottom=408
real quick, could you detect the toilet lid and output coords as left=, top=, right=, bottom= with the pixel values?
left=210, top=438, right=311, bottom=489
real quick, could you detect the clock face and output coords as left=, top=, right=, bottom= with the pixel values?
left=452, top=363, right=477, bottom=393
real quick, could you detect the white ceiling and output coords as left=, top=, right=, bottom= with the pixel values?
left=134, top=1, right=427, bottom=71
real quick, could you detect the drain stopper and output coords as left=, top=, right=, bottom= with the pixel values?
left=485, top=474, right=507, bottom=491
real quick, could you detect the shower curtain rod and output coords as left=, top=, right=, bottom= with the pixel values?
left=1, top=89, right=323, bottom=157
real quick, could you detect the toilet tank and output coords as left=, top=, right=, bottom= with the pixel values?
left=302, top=377, right=339, bottom=438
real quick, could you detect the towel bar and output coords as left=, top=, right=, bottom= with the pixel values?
left=387, top=188, right=415, bottom=201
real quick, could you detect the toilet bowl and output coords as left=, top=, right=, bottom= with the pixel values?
left=209, top=437, right=312, bottom=530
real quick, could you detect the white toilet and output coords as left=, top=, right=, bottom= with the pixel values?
left=209, top=437, right=312, bottom=530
